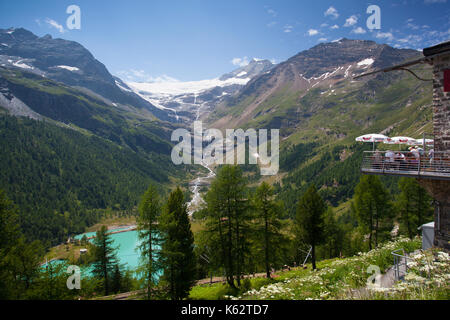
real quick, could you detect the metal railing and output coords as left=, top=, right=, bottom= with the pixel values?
left=391, top=249, right=412, bottom=281
left=361, top=151, right=450, bottom=180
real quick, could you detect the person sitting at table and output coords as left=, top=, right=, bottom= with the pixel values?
left=395, top=152, right=406, bottom=170
left=385, top=150, right=395, bottom=169
left=373, top=150, right=382, bottom=169
left=411, top=147, right=420, bottom=170
left=429, top=148, right=434, bottom=166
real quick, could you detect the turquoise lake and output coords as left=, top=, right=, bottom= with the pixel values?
left=43, top=230, right=149, bottom=278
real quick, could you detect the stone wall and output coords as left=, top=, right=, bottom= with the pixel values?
left=419, top=179, right=450, bottom=252
left=432, top=54, right=450, bottom=152
left=420, top=52, right=450, bottom=252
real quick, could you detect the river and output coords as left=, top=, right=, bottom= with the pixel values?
left=187, top=161, right=215, bottom=215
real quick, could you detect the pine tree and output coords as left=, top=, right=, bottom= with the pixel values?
left=159, top=187, right=196, bottom=300
left=111, top=264, right=122, bottom=294
left=137, top=185, right=162, bottom=299
left=396, top=178, right=433, bottom=238
left=353, top=175, right=392, bottom=250
left=295, top=185, right=326, bottom=270
left=0, top=190, right=21, bottom=299
left=254, top=182, right=284, bottom=278
left=92, top=225, right=119, bottom=296
left=323, top=207, right=344, bottom=259
left=203, top=165, right=251, bottom=288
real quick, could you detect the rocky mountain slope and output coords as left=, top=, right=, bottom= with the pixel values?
left=204, top=39, right=433, bottom=214
left=0, top=27, right=175, bottom=122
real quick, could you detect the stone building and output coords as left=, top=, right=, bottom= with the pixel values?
left=359, top=40, right=450, bottom=251
left=421, top=41, right=450, bottom=251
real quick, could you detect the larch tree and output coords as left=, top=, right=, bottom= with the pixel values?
left=295, top=185, right=326, bottom=270
left=254, top=182, right=284, bottom=278
left=137, top=185, right=162, bottom=299
left=353, top=175, right=392, bottom=250
left=396, top=178, right=433, bottom=238
left=159, top=187, right=196, bottom=300
left=203, top=165, right=251, bottom=288
left=92, top=225, right=119, bottom=296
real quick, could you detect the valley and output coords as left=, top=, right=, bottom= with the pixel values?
left=0, top=24, right=446, bottom=302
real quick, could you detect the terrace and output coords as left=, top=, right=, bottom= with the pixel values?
left=361, top=151, right=450, bottom=181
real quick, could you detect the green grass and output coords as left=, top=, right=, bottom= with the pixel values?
left=188, top=237, right=429, bottom=300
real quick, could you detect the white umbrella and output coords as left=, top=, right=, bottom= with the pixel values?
left=356, top=134, right=390, bottom=143
left=388, top=136, right=418, bottom=145
left=415, top=138, right=434, bottom=146
left=356, top=134, right=391, bottom=150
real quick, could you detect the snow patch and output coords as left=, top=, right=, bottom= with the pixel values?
left=236, top=71, right=247, bottom=77
left=115, top=80, right=133, bottom=93
left=9, top=59, right=33, bottom=70
left=357, top=58, right=374, bottom=68
left=344, top=65, right=353, bottom=78
left=56, top=65, right=79, bottom=72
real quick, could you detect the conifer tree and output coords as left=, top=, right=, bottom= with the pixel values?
left=92, top=225, right=119, bottom=296
left=137, top=185, right=162, bottom=299
left=159, top=187, right=196, bottom=300
left=396, top=178, right=433, bottom=238
left=353, top=175, right=392, bottom=250
left=295, top=185, right=326, bottom=270
left=254, top=182, right=283, bottom=278
left=203, top=165, right=251, bottom=288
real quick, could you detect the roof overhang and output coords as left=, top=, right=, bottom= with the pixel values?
left=354, top=40, right=450, bottom=80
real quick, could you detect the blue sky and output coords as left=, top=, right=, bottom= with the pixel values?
left=1, top=0, right=449, bottom=81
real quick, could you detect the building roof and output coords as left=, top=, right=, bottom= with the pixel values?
left=418, top=221, right=435, bottom=230
left=423, top=40, right=450, bottom=57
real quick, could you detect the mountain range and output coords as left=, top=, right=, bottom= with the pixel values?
left=0, top=27, right=434, bottom=243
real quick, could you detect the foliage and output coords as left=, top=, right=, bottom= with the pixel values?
left=353, top=175, right=393, bottom=250
left=0, top=115, right=177, bottom=246
left=396, top=178, right=434, bottom=238
left=295, top=185, right=326, bottom=269
left=159, top=187, right=197, bottom=300
left=137, top=184, right=162, bottom=299
left=91, top=225, right=119, bottom=296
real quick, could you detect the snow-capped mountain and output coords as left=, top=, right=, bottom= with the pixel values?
left=0, top=27, right=174, bottom=122
left=126, top=59, right=275, bottom=123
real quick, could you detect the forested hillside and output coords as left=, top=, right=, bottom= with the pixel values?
left=0, top=115, right=187, bottom=246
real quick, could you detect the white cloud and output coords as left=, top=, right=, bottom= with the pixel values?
left=318, top=37, right=328, bottom=42
left=376, top=32, right=394, bottom=41
left=267, top=8, right=277, bottom=17
left=330, top=24, right=339, bottom=30
left=352, top=27, right=367, bottom=34
left=231, top=57, right=250, bottom=67
left=320, top=23, right=329, bottom=28
left=308, top=29, right=319, bottom=36
left=424, top=0, right=447, bottom=3
left=284, top=25, right=294, bottom=33
left=45, top=18, right=65, bottom=33
left=344, top=15, right=358, bottom=27
left=267, top=21, right=277, bottom=28
left=324, top=6, right=339, bottom=19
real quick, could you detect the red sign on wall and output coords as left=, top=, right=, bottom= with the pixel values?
left=445, top=69, right=450, bottom=92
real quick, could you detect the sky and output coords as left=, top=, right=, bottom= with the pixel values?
left=0, top=0, right=449, bottom=82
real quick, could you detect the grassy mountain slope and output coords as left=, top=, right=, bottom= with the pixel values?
left=205, top=39, right=433, bottom=214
